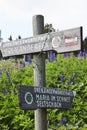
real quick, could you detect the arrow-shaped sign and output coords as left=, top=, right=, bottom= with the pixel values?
left=1, top=27, right=82, bottom=57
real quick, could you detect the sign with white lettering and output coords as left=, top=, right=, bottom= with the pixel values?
left=18, top=85, right=76, bottom=110
left=1, top=27, right=82, bottom=57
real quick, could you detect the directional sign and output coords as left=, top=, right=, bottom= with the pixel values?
left=18, top=85, right=76, bottom=110
left=1, top=27, right=82, bottom=57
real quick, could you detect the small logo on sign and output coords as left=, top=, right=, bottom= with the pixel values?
left=52, top=36, right=61, bottom=48
left=25, top=92, right=33, bottom=105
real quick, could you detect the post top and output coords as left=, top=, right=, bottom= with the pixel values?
left=33, top=14, right=44, bottom=18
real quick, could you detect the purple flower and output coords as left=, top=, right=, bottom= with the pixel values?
left=52, top=53, right=57, bottom=61
left=47, top=51, right=53, bottom=61
left=59, top=74, right=64, bottom=83
left=60, top=117, right=66, bottom=125
left=73, top=73, right=77, bottom=80
left=26, top=55, right=32, bottom=63
left=77, top=51, right=84, bottom=57
left=20, top=61, right=25, bottom=67
left=82, top=49, right=87, bottom=57
left=63, top=53, right=70, bottom=58
left=47, top=51, right=56, bottom=61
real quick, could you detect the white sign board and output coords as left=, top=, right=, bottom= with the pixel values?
left=1, top=27, right=82, bottom=57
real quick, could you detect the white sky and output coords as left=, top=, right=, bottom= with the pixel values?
left=0, top=0, right=87, bottom=41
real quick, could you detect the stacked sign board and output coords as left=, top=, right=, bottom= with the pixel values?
left=19, top=85, right=76, bottom=110
left=1, top=27, right=82, bottom=57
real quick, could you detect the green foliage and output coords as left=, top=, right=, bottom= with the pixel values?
left=44, top=24, right=55, bottom=33
left=47, top=55, right=87, bottom=130
left=0, top=60, right=34, bottom=130
left=0, top=55, right=87, bottom=129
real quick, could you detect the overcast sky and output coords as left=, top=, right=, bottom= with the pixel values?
left=0, top=0, right=87, bottom=41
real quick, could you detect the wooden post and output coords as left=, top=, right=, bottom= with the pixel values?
left=32, top=15, right=47, bottom=130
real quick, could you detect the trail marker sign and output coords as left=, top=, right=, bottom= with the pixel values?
left=1, top=27, right=82, bottom=57
left=19, top=85, right=76, bottom=110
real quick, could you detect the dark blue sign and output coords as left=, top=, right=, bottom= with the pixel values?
left=18, top=85, right=76, bottom=110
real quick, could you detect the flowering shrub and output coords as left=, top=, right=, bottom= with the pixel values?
left=0, top=53, right=87, bottom=129
left=0, top=60, right=34, bottom=130
left=47, top=54, right=87, bottom=130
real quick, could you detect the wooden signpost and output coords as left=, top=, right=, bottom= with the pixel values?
left=0, top=15, right=82, bottom=130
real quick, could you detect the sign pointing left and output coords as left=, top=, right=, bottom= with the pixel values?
left=1, top=27, right=82, bottom=57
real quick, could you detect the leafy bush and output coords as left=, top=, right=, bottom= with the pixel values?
left=0, top=54, right=87, bottom=130
left=47, top=54, right=87, bottom=130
